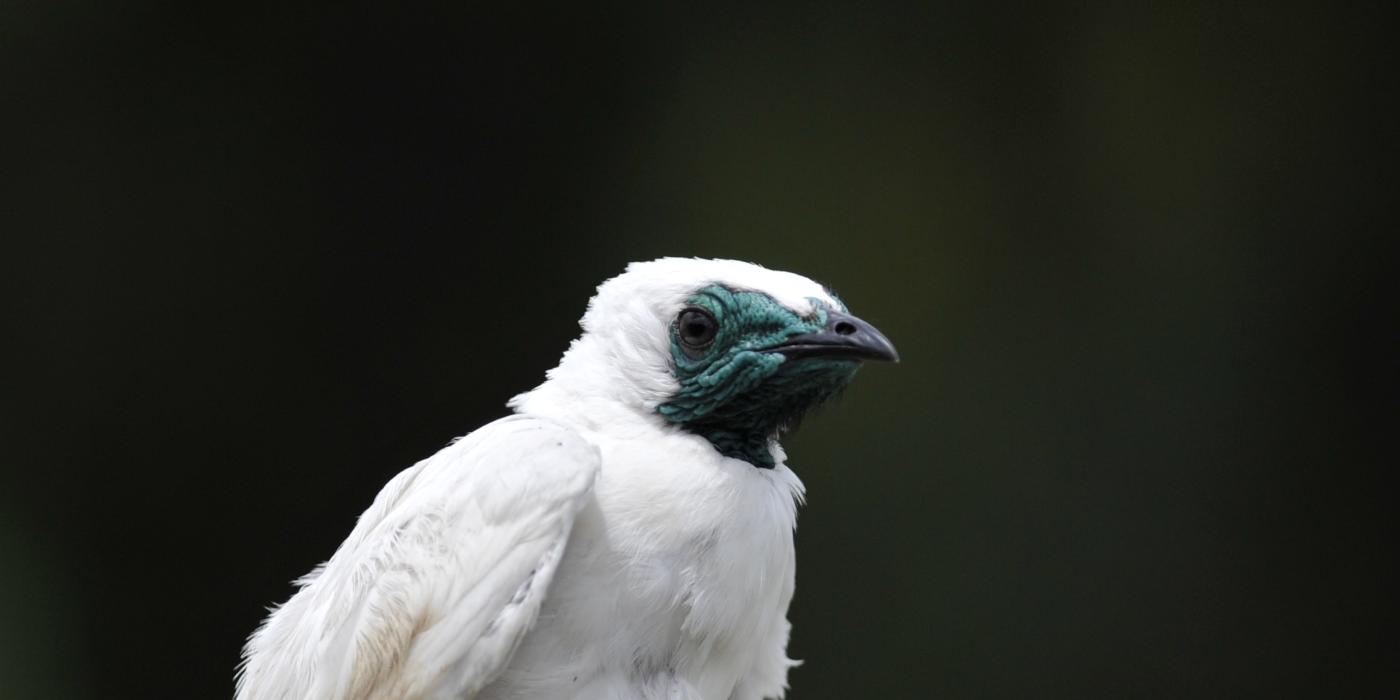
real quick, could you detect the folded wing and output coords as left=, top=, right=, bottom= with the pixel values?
left=237, top=416, right=600, bottom=700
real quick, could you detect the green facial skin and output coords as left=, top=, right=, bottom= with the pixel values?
left=657, top=285, right=860, bottom=468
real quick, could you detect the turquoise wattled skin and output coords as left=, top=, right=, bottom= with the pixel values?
left=657, top=285, right=860, bottom=468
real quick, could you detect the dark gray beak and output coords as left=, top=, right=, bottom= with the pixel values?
left=768, top=309, right=900, bottom=362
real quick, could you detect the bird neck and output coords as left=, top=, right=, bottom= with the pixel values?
left=508, top=334, right=667, bottom=435
left=672, top=422, right=780, bottom=468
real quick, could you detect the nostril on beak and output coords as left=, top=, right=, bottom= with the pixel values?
left=833, top=321, right=857, bottom=336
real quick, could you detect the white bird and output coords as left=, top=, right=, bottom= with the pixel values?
left=236, top=257, right=898, bottom=700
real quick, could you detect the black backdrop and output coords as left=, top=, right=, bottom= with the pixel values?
left=2, top=2, right=1393, bottom=698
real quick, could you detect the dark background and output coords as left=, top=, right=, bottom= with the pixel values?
left=2, top=2, right=1393, bottom=698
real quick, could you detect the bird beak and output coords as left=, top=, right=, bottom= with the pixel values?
left=767, top=309, right=900, bottom=363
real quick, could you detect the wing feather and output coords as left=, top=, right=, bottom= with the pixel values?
left=236, top=415, right=600, bottom=700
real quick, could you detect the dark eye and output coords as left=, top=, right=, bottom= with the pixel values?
left=676, top=308, right=718, bottom=353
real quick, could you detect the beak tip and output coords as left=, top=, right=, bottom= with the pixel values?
left=875, top=342, right=900, bottom=364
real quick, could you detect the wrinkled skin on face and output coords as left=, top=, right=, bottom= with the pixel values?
left=658, top=285, right=859, bottom=468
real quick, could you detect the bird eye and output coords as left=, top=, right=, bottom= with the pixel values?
left=676, top=308, right=718, bottom=353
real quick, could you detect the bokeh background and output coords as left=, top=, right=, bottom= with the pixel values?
left=2, top=2, right=1393, bottom=698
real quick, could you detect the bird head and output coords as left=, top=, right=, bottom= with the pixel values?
left=512, top=258, right=897, bottom=468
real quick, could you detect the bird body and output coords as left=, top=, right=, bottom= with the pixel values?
left=237, top=258, right=896, bottom=700
left=475, top=414, right=803, bottom=700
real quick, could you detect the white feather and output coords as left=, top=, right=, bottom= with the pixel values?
left=240, top=258, right=838, bottom=699
left=237, top=417, right=599, bottom=700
